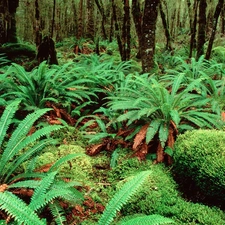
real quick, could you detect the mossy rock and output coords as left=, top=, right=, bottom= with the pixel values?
left=172, top=129, right=225, bottom=208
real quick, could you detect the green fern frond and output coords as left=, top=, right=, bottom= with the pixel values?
left=29, top=171, right=57, bottom=210
left=0, top=191, right=45, bottom=225
left=97, top=170, right=151, bottom=225
left=8, top=179, right=41, bottom=189
left=49, top=153, right=84, bottom=172
left=146, top=120, right=161, bottom=144
left=31, top=187, right=83, bottom=211
left=3, top=139, right=58, bottom=183
left=0, top=100, right=21, bottom=147
left=120, top=214, right=174, bottom=225
left=0, top=108, right=52, bottom=172
left=49, top=201, right=66, bottom=225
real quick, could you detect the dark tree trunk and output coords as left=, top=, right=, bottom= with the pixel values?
left=77, top=0, right=84, bottom=39
left=0, top=0, right=19, bottom=44
left=87, top=0, right=95, bottom=40
left=141, top=0, right=159, bottom=72
left=132, top=0, right=142, bottom=58
left=95, top=0, right=107, bottom=39
left=205, top=0, right=224, bottom=60
left=51, top=0, right=56, bottom=38
left=121, top=0, right=131, bottom=61
left=196, top=0, right=207, bottom=59
left=111, top=0, right=123, bottom=59
left=35, top=0, right=42, bottom=47
left=189, top=0, right=199, bottom=58
left=159, top=1, right=172, bottom=51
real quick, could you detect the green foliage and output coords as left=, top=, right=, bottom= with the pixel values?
left=0, top=191, right=45, bottom=225
left=118, top=214, right=174, bottom=225
left=107, top=73, right=222, bottom=154
left=98, top=170, right=153, bottom=225
left=172, top=129, right=225, bottom=207
left=0, top=100, right=62, bottom=184
left=110, top=160, right=225, bottom=225
left=1, top=61, right=96, bottom=112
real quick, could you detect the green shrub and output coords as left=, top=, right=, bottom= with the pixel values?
left=108, top=160, right=225, bottom=224
left=172, top=129, right=225, bottom=208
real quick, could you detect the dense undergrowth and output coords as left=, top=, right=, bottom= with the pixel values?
left=0, top=38, right=225, bottom=224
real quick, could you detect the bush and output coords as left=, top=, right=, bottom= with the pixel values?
left=172, top=129, right=225, bottom=208
left=108, top=159, right=225, bottom=224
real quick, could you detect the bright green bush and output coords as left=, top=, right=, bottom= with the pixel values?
left=172, top=129, right=225, bottom=208
left=108, top=159, right=225, bottom=225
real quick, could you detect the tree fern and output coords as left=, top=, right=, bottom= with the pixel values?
left=119, top=214, right=174, bottom=225
left=98, top=170, right=151, bottom=225
left=0, top=191, right=45, bottom=225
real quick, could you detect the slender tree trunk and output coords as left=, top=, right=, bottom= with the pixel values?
left=121, top=0, right=131, bottom=61
left=196, top=0, right=207, bottom=59
left=132, top=0, right=142, bottom=59
left=51, top=0, right=56, bottom=38
left=112, top=0, right=123, bottom=59
left=86, top=0, right=95, bottom=40
left=7, top=0, right=19, bottom=43
left=159, top=1, right=172, bottom=51
left=141, top=0, right=159, bottom=72
left=0, top=0, right=7, bottom=44
left=205, top=0, right=224, bottom=60
left=189, top=0, right=198, bottom=58
left=77, top=0, right=84, bottom=39
left=35, top=0, right=42, bottom=46
left=95, top=0, right=107, bottom=39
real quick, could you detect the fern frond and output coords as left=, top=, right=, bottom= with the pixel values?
left=97, top=170, right=151, bottom=225
left=120, top=214, right=174, bottom=225
left=49, top=153, right=84, bottom=172
left=31, top=187, right=83, bottom=211
left=8, top=179, right=41, bottom=189
left=3, top=139, right=58, bottom=183
left=0, top=100, right=20, bottom=147
left=29, top=171, right=57, bottom=210
left=0, top=108, right=52, bottom=173
left=0, top=191, right=45, bottom=225
left=49, top=201, right=66, bottom=225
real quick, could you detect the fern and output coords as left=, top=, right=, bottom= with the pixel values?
left=0, top=191, right=46, bottom=225
left=49, top=201, right=66, bottom=225
left=0, top=100, right=21, bottom=148
left=98, top=170, right=151, bottom=225
left=29, top=171, right=57, bottom=210
left=119, top=214, right=174, bottom=225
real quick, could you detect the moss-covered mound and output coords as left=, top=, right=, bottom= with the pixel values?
left=172, top=129, right=225, bottom=208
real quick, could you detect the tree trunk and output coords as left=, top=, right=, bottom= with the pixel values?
left=159, top=1, right=172, bottom=51
left=121, top=0, right=131, bottom=61
left=221, top=3, right=225, bottom=34
left=35, top=0, right=42, bottom=46
left=196, top=0, right=207, bottom=59
left=141, top=0, right=159, bottom=72
left=51, top=0, right=56, bottom=38
left=77, top=0, right=84, bottom=39
left=3, top=0, right=19, bottom=42
left=95, top=0, right=107, bottom=39
left=86, top=0, right=95, bottom=40
left=205, top=0, right=224, bottom=60
left=132, top=0, right=142, bottom=59
left=189, top=0, right=198, bottom=58
left=112, top=0, right=123, bottom=59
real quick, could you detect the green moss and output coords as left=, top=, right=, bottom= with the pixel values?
left=173, top=129, right=225, bottom=207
